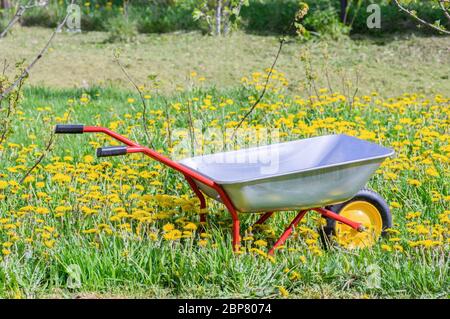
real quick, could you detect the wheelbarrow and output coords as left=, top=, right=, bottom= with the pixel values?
left=55, top=124, right=394, bottom=253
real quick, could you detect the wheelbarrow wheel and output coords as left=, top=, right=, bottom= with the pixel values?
left=319, top=188, right=392, bottom=249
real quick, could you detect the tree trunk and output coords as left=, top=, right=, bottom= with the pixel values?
left=340, top=0, right=348, bottom=23
left=1, top=0, right=12, bottom=9
left=215, top=0, right=222, bottom=35
left=223, top=0, right=230, bottom=35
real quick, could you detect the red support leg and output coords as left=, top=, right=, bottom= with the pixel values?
left=314, top=207, right=363, bottom=231
left=268, top=210, right=308, bottom=255
left=253, top=212, right=274, bottom=227
left=185, top=175, right=240, bottom=252
left=184, top=175, right=207, bottom=225
left=214, top=186, right=240, bottom=252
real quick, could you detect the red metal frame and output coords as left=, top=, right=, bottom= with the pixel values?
left=79, top=126, right=363, bottom=253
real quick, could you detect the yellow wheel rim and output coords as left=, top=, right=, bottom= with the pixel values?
left=335, top=201, right=383, bottom=249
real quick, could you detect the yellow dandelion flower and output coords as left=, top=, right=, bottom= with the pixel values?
left=254, top=239, right=268, bottom=247
left=183, top=222, right=197, bottom=231
left=44, top=240, right=55, bottom=249
left=163, top=223, right=175, bottom=232
left=425, top=167, right=439, bottom=177
left=278, top=286, right=289, bottom=297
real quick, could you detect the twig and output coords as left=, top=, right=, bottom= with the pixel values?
left=0, top=0, right=38, bottom=38
left=2, top=59, right=9, bottom=75
left=185, top=97, right=196, bottom=157
left=350, top=69, right=360, bottom=110
left=438, top=0, right=450, bottom=23
left=393, top=0, right=450, bottom=35
left=230, top=14, right=301, bottom=140
left=230, top=38, right=285, bottom=141
left=0, top=77, right=24, bottom=146
left=113, top=52, right=154, bottom=148
left=0, top=0, right=75, bottom=102
left=19, top=131, right=55, bottom=184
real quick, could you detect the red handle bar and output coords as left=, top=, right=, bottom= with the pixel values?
left=55, top=124, right=216, bottom=188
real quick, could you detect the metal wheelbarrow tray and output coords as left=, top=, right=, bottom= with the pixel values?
left=55, top=124, right=394, bottom=254
left=179, top=134, right=394, bottom=213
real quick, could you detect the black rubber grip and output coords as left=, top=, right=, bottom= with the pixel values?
left=96, top=146, right=128, bottom=157
left=55, top=124, right=84, bottom=134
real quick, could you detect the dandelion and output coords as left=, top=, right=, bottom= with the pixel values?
left=407, top=179, right=422, bottom=187
left=84, top=155, right=94, bottom=164
left=183, top=222, right=197, bottom=231
left=163, top=230, right=182, bottom=241
left=35, top=207, right=50, bottom=214
left=254, top=239, right=268, bottom=247
left=425, top=167, right=439, bottom=177
left=163, top=223, right=175, bottom=232
left=44, top=240, right=55, bottom=249
left=278, top=286, right=289, bottom=297
left=0, top=181, right=8, bottom=190
left=390, top=202, right=402, bottom=209
left=290, top=271, right=301, bottom=281
left=2, top=249, right=11, bottom=256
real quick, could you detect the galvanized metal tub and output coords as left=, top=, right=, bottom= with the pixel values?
left=179, top=134, right=394, bottom=213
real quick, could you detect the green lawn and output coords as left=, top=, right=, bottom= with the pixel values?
left=0, top=27, right=448, bottom=299
left=1, top=27, right=449, bottom=96
left=0, top=83, right=448, bottom=298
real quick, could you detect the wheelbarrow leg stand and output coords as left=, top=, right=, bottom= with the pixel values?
left=215, top=187, right=241, bottom=252
left=314, top=207, right=364, bottom=231
left=185, top=176, right=241, bottom=251
left=185, top=175, right=207, bottom=226
left=253, top=212, right=274, bottom=227
left=268, top=210, right=308, bottom=255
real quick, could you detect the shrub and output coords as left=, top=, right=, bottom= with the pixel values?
left=20, top=7, right=60, bottom=28
left=133, top=3, right=198, bottom=33
left=349, top=0, right=450, bottom=35
left=303, top=6, right=350, bottom=39
left=106, top=15, right=138, bottom=42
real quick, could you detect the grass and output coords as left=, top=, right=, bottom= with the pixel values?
left=0, top=25, right=448, bottom=299
left=1, top=27, right=449, bottom=95
left=0, top=74, right=448, bottom=298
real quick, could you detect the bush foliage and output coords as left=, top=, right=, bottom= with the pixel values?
left=1, top=0, right=449, bottom=37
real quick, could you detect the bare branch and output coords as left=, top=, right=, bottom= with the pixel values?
left=113, top=52, right=154, bottom=148
left=0, top=0, right=75, bottom=101
left=19, top=131, right=55, bottom=184
left=0, top=0, right=48, bottom=38
left=229, top=39, right=284, bottom=141
left=393, top=0, right=450, bottom=35
left=438, top=0, right=450, bottom=23
left=0, top=77, right=25, bottom=146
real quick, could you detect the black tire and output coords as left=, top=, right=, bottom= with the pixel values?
left=319, top=188, right=392, bottom=249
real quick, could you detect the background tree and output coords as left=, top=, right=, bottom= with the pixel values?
left=393, top=0, right=449, bottom=34
left=1, top=0, right=12, bottom=9
left=340, top=0, right=348, bottom=23
left=193, top=0, right=249, bottom=35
